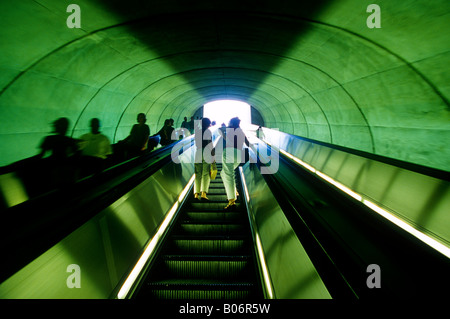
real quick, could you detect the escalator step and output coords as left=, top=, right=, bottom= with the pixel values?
left=189, top=202, right=241, bottom=211
left=189, top=194, right=228, bottom=202
left=161, top=255, right=251, bottom=279
left=210, top=180, right=225, bottom=185
left=206, top=188, right=226, bottom=194
left=208, top=186, right=225, bottom=191
left=176, top=223, right=245, bottom=236
left=163, top=254, right=251, bottom=261
left=145, top=279, right=255, bottom=299
left=170, top=236, right=248, bottom=254
left=184, top=211, right=243, bottom=222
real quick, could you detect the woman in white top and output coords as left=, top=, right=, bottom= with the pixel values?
left=220, top=117, right=250, bottom=210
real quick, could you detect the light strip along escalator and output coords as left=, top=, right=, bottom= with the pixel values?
left=133, top=163, right=263, bottom=299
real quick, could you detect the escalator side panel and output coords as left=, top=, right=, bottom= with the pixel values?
left=241, top=162, right=333, bottom=299
left=0, top=155, right=195, bottom=298
left=270, top=154, right=450, bottom=299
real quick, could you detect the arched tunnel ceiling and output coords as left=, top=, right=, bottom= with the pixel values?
left=0, top=0, right=449, bottom=171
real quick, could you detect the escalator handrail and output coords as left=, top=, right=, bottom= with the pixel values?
left=0, top=136, right=195, bottom=283
left=254, top=141, right=450, bottom=298
left=262, top=128, right=450, bottom=181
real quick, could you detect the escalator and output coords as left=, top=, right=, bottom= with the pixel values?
left=133, top=163, right=263, bottom=299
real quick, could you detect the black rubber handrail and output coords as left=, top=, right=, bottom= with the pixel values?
left=263, top=130, right=450, bottom=181
left=0, top=137, right=194, bottom=283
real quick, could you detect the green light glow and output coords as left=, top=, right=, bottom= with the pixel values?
left=0, top=0, right=448, bottom=171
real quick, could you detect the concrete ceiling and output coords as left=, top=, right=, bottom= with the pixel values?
left=0, top=0, right=449, bottom=171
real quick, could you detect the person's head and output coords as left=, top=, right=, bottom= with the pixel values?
left=164, top=119, right=170, bottom=126
left=184, top=117, right=187, bottom=121
left=52, top=117, right=69, bottom=135
left=90, top=118, right=100, bottom=133
left=201, top=117, right=211, bottom=131
left=137, top=113, right=146, bottom=124
left=228, top=117, right=241, bottom=129
left=169, top=119, right=174, bottom=126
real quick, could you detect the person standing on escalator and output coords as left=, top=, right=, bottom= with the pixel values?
left=193, top=117, right=215, bottom=201
left=37, top=117, right=80, bottom=188
left=117, top=113, right=150, bottom=159
left=220, top=117, right=250, bottom=210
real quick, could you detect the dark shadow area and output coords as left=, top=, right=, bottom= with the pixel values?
left=96, top=0, right=333, bottom=100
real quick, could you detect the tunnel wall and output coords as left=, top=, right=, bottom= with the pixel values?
left=0, top=0, right=449, bottom=172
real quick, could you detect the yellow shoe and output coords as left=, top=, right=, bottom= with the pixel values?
left=224, top=200, right=236, bottom=210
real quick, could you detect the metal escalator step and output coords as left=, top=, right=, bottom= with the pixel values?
left=206, top=188, right=227, bottom=194
left=189, top=194, right=228, bottom=202
left=146, top=279, right=255, bottom=299
left=163, top=254, right=251, bottom=261
left=170, top=236, right=248, bottom=254
left=176, top=222, right=245, bottom=236
left=210, top=180, right=225, bottom=185
left=171, top=234, right=248, bottom=240
left=161, top=255, right=251, bottom=279
left=184, top=211, right=243, bottom=222
left=180, top=219, right=244, bottom=225
left=189, top=201, right=241, bottom=211
left=209, top=183, right=225, bottom=192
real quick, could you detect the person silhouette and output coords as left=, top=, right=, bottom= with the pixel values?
left=38, top=117, right=78, bottom=161
left=37, top=117, right=80, bottom=187
left=181, top=116, right=188, bottom=130
left=122, top=113, right=150, bottom=158
left=78, top=118, right=112, bottom=175
left=156, top=119, right=175, bottom=146
left=188, top=116, right=195, bottom=134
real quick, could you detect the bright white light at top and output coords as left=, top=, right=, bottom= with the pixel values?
left=203, top=100, right=251, bottom=129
